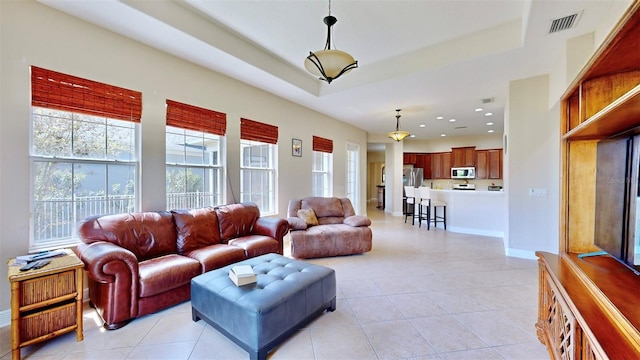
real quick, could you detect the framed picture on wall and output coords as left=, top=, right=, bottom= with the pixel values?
left=292, top=138, right=302, bottom=157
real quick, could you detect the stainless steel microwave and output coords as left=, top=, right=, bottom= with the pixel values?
left=451, top=167, right=476, bottom=179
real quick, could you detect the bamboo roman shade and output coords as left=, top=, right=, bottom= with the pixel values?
left=31, top=66, right=142, bottom=122
left=312, top=136, right=333, bottom=153
left=240, top=118, right=278, bottom=144
left=166, top=99, right=226, bottom=136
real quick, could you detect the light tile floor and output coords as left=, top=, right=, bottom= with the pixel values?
left=0, top=203, right=549, bottom=360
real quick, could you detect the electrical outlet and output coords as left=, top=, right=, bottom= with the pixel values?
left=529, top=188, right=547, bottom=197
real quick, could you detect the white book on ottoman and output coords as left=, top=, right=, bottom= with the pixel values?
left=229, top=265, right=257, bottom=286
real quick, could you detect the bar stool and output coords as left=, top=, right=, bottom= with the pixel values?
left=404, top=186, right=418, bottom=225
left=417, top=187, right=447, bottom=230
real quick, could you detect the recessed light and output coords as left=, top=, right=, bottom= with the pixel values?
left=436, top=116, right=444, bottom=120
left=449, top=118, right=456, bottom=122
left=419, top=124, right=426, bottom=128
left=474, top=108, right=483, bottom=112
left=440, top=134, right=446, bottom=137
left=484, top=112, right=493, bottom=116
left=488, top=129, right=494, bottom=133
left=486, top=122, right=494, bottom=126
left=410, top=134, right=416, bottom=138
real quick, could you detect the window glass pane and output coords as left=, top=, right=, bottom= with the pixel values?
left=74, top=114, right=107, bottom=159
left=107, top=121, right=136, bottom=161
left=33, top=109, right=72, bottom=157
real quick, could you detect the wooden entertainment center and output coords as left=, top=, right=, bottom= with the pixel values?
left=535, top=2, right=640, bottom=359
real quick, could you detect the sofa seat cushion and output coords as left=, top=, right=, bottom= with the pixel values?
left=289, top=224, right=372, bottom=259
left=184, top=244, right=247, bottom=273
left=229, top=235, right=280, bottom=258
left=139, top=254, right=201, bottom=298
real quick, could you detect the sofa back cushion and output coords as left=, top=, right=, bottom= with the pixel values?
left=215, top=203, right=259, bottom=242
left=300, top=197, right=345, bottom=225
left=78, top=212, right=177, bottom=261
left=172, top=207, right=221, bottom=254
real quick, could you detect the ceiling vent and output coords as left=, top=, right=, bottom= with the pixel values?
left=548, top=11, right=582, bottom=34
left=481, top=97, right=494, bottom=104
left=455, top=126, right=468, bottom=130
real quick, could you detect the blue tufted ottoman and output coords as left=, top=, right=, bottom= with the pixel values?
left=191, top=253, right=336, bottom=360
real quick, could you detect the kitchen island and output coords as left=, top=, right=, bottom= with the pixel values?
left=430, top=189, right=506, bottom=237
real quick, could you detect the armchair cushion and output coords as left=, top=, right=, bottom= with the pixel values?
left=297, top=208, right=319, bottom=226
left=343, top=215, right=371, bottom=227
left=288, top=217, right=308, bottom=230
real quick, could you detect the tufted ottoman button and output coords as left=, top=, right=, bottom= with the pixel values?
left=191, top=253, right=336, bottom=360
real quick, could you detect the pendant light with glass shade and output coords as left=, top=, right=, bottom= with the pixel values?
left=304, top=0, right=358, bottom=84
left=388, top=109, right=410, bottom=141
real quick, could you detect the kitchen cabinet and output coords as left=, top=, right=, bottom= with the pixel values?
left=536, top=3, right=640, bottom=359
left=403, top=153, right=417, bottom=165
left=431, top=152, right=451, bottom=179
left=415, top=153, right=432, bottom=179
left=475, top=149, right=502, bottom=179
left=451, top=146, right=475, bottom=167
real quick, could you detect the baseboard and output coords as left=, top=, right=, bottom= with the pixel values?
left=0, top=309, right=9, bottom=328
left=506, top=247, right=538, bottom=260
left=446, top=226, right=504, bottom=238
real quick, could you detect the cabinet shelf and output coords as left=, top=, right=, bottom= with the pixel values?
left=563, top=85, right=640, bottom=140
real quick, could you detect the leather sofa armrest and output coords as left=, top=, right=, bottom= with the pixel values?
left=77, top=241, right=139, bottom=287
left=343, top=215, right=371, bottom=227
left=254, top=217, right=290, bottom=252
left=287, top=217, right=308, bottom=230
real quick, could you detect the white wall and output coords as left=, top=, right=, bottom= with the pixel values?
left=0, top=1, right=367, bottom=314
left=505, top=75, right=559, bottom=259
left=403, top=134, right=503, bottom=153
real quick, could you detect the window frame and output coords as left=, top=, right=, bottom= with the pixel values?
left=239, top=139, right=277, bottom=215
left=165, top=125, right=225, bottom=210
left=29, top=107, right=139, bottom=251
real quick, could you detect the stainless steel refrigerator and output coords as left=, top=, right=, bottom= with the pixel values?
left=403, top=168, right=424, bottom=189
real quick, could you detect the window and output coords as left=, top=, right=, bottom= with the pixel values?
left=346, top=142, right=360, bottom=210
left=30, top=67, right=141, bottom=250
left=240, top=118, right=278, bottom=214
left=165, top=100, right=226, bottom=209
left=312, top=136, right=333, bottom=197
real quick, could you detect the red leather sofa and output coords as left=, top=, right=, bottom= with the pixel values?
left=76, top=202, right=288, bottom=330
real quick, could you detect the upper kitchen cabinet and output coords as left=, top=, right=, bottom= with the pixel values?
left=403, top=152, right=417, bottom=165
left=431, top=152, right=451, bottom=179
left=476, top=149, right=503, bottom=179
left=451, top=146, right=476, bottom=167
left=416, top=153, right=432, bottom=179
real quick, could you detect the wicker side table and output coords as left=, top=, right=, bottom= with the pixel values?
left=7, top=250, right=84, bottom=360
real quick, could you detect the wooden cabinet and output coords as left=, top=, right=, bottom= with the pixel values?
left=415, top=153, right=432, bottom=179
left=537, top=3, right=640, bottom=359
left=8, top=251, right=84, bottom=360
left=403, top=152, right=417, bottom=165
left=451, top=146, right=475, bottom=167
left=431, top=152, right=451, bottom=179
left=475, top=149, right=503, bottom=179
